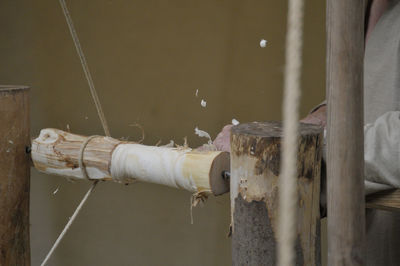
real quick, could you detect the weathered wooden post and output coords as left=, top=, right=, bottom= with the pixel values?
left=230, top=122, right=322, bottom=265
left=0, top=86, right=30, bottom=265
left=326, top=0, right=365, bottom=265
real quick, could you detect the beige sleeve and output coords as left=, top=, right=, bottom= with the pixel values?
left=320, top=111, right=399, bottom=214
left=364, top=111, right=400, bottom=195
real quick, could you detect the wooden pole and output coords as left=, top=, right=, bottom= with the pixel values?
left=31, top=128, right=230, bottom=196
left=0, top=86, right=30, bottom=265
left=326, top=0, right=365, bottom=265
left=230, top=122, right=322, bottom=266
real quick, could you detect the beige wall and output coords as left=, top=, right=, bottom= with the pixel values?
left=0, top=0, right=326, bottom=265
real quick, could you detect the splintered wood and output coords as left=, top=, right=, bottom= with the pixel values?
left=32, top=128, right=229, bottom=195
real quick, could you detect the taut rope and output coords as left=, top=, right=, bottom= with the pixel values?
left=278, top=0, right=305, bottom=265
left=58, top=0, right=111, bottom=137
left=41, top=1, right=111, bottom=265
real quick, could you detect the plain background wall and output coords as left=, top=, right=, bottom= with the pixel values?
left=0, top=0, right=326, bottom=265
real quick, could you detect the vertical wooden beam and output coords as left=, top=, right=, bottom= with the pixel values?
left=230, top=122, right=322, bottom=266
left=0, top=86, right=30, bottom=265
left=326, top=0, right=365, bottom=265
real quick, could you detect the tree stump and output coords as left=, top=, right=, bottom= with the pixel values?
left=0, top=86, right=30, bottom=265
left=230, top=121, right=322, bottom=266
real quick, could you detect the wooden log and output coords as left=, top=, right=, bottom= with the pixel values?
left=230, top=122, right=322, bottom=266
left=31, top=128, right=230, bottom=196
left=326, top=0, right=365, bottom=265
left=0, top=86, right=30, bottom=265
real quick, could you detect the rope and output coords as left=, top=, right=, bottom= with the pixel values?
left=41, top=1, right=112, bottom=265
left=278, top=0, right=305, bottom=265
left=58, top=0, right=111, bottom=137
left=78, top=135, right=100, bottom=179
left=40, top=182, right=98, bottom=266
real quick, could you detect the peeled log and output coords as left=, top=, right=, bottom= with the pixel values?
left=32, top=128, right=230, bottom=195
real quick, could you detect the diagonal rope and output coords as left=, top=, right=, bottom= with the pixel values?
left=41, top=1, right=111, bottom=265
left=278, top=0, right=305, bottom=265
left=41, top=183, right=97, bottom=266
left=58, top=0, right=111, bottom=137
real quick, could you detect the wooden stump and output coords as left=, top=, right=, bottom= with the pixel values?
left=0, top=86, right=30, bottom=265
left=230, top=121, right=322, bottom=266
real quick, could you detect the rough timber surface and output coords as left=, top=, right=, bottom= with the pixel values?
left=32, top=129, right=230, bottom=195
left=0, top=86, right=31, bottom=265
left=326, top=0, right=365, bottom=265
left=230, top=121, right=322, bottom=266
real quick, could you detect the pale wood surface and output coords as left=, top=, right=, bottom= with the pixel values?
left=230, top=122, right=322, bottom=266
left=32, top=128, right=120, bottom=180
left=366, top=189, right=400, bottom=212
left=32, top=128, right=230, bottom=195
left=326, top=0, right=366, bottom=265
left=0, top=86, right=30, bottom=265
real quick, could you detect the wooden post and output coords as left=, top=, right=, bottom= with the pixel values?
left=230, top=122, right=322, bottom=266
left=0, top=86, right=30, bottom=265
left=326, top=0, right=365, bottom=265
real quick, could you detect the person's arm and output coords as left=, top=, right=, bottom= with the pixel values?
left=302, top=106, right=400, bottom=195
left=302, top=107, right=400, bottom=195
left=212, top=125, right=233, bottom=152
left=364, top=111, right=400, bottom=194
left=300, top=104, right=326, bottom=127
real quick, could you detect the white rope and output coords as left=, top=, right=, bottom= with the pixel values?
left=58, top=0, right=111, bottom=138
left=278, top=0, right=305, bottom=265
left=41, top=1, right=111, bottom=265
left=40, top=182, right=98, bottom=266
